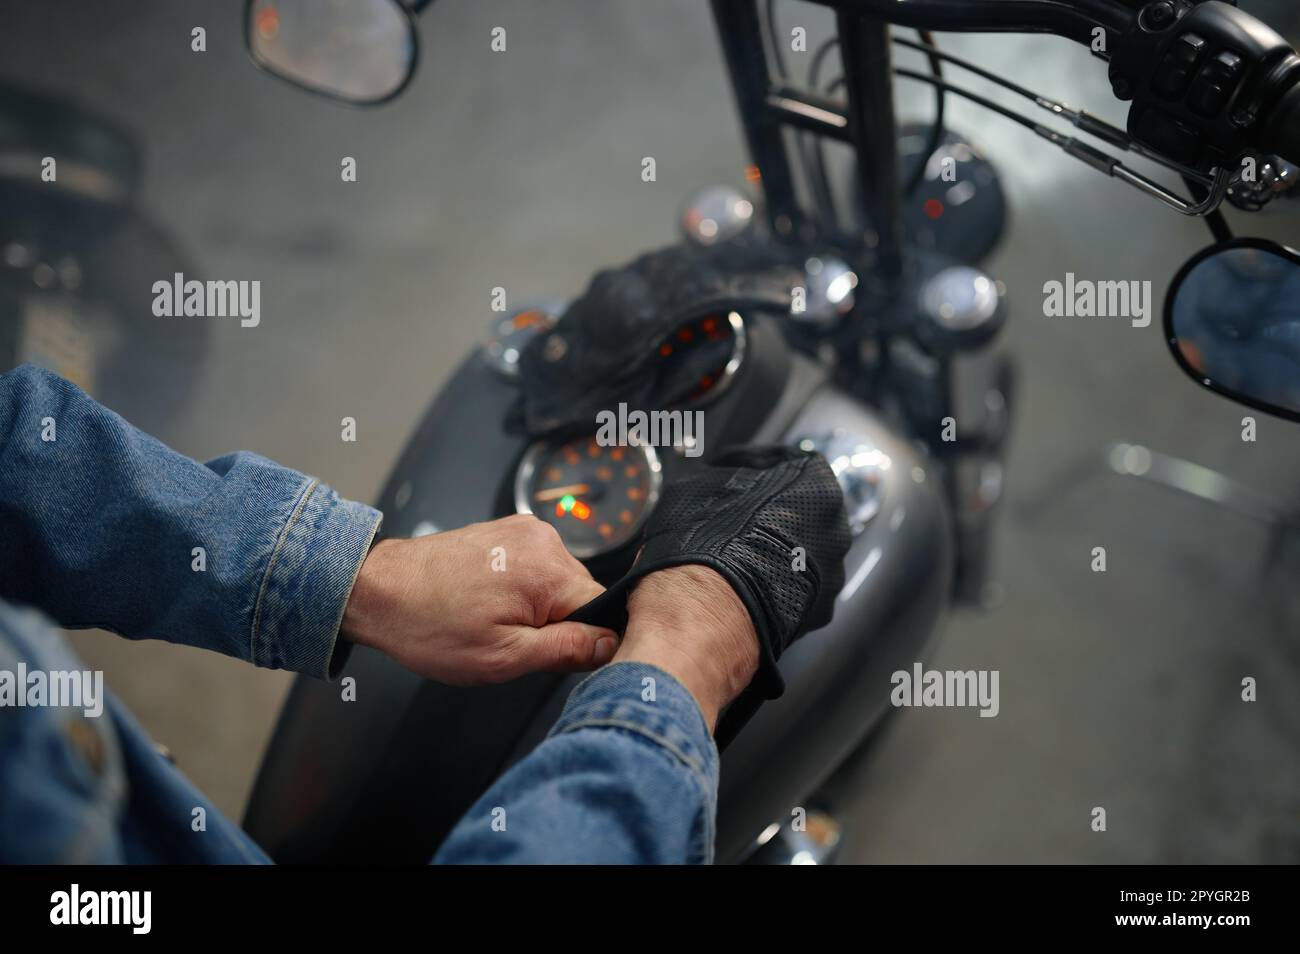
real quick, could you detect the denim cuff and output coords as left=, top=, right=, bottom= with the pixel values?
left=549, top=661, right=719, bottom=793
left=248, top=479, right=382, bottom=679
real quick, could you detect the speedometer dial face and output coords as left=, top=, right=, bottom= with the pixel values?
left=515, top=436, right=662, bottom=559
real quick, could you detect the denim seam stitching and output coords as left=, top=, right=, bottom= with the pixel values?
left=248, top=477, right=318, bottom=667
left=688, top=755, right=718, bottom=865
left=554, top=715, right=707, bottom=777
left=321, top=507, right=383, bottom=679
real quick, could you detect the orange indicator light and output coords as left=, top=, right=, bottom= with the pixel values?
left=256, top=6, right=280, bottom=39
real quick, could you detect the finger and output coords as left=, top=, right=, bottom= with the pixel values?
left=547, top=570, right=607, bottom=621
left=507, top=621, right=620, bottom=675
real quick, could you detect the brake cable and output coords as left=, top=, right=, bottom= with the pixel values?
left=771, top=4, right=1228, bottom=221
left=903, top=31, right=946, bottom=198
left=890, top=34, right=1214, bottom=185
left=889, top=66, right=1231, bottom=217
left=810, top=32, right=946, bottom=200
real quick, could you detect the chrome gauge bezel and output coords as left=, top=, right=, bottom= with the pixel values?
left=482, top=303, right=565, bottom=379
left=513, top=438, right=664, bottom=559
left=670, top=309, right=747, bottom=408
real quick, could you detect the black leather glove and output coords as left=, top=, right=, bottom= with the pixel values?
left=568, top=445, right=851, bottom=737
left=515, top=240, right=802, bottom=436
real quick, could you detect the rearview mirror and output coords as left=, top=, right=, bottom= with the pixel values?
left=245, top=0, right=418, bottom=105
left=1165, top=238, right=1300, bottom=423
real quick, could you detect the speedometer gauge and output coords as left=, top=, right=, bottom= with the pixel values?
left=654, top=310, right=746, bottom=405
left=515, top=436, right=663, bottom=559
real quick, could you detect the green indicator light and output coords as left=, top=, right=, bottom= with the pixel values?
left=559, top=495, right=576, bottom=512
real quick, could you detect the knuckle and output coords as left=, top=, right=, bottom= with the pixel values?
left=556, top=626, right=589, bottom=668
left=532, top=519, right=564, bottom=546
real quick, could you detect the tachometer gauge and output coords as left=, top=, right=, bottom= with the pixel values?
left=483, top=300, right=567, bottom=379
left=515, top=436, right=663, bottom=559
left=653, top=310, right=746, bottom=405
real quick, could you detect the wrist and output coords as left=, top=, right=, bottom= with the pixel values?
left=618, top=565, right=759, bottom=734
left=340, top=537, right=401, bottom=651
left=613, top=624, right=730, bottom=731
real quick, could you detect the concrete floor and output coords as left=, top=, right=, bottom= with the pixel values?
left=2, top=1, right=1297, bottom=862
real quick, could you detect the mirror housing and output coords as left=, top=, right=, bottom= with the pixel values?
left=1165, top=237, right=1300, bottom=423
left=245, top=0, right=418, bottom=106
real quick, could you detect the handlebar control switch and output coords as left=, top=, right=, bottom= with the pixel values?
left=1139, top=1, right=1178, bottom=34
left=1188, top=50, right=1244, bottom=117
left=1153, top=32, right=1206, bottom=99
left=1111, top=1, right=1300, bottom=170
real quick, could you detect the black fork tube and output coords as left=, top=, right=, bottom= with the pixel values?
left=709, top=0, right=804, bottom=237
left=838, top=12, right=905, bottom=281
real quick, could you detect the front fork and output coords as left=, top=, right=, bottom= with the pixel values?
left=710, top=0, right=1013, bottom=606
left=899, top=343, right=1014, bottom=606
left=859, top=257, right=1014, bottom=608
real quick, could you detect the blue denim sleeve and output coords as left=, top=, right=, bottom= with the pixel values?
left=433, top=661, right=719, bottom=865
left=0, top=364, right=382, bottom=679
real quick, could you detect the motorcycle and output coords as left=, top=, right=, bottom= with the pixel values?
left=0, top=82, right=208, bottom=432
left=238, top=0, right=1300, bottom=864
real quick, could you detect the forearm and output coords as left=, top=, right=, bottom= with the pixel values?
left=0, top=364, right=381, bottom=677
left=433, top=661, right=719, bottom=865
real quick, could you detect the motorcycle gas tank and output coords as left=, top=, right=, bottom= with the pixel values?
left=243, top=329, right=950, bottom=864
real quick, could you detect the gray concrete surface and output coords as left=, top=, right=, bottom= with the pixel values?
left=2, top=1, right=1297, bottom=862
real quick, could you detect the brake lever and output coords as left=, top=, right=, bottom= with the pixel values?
left=1032, top=125, right=1231, bottom=216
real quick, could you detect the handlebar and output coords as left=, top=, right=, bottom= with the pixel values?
left=813, top=0, right=1300, bottom=169
left=713, top=0, right=1300, bottom=248
left=1266, top=82, right=1300, bottom=165
left=808, top=0, right=1133, bottom=45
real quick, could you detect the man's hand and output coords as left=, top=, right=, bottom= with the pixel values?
left=614, top=565, right=758, bottom=732
left=341, top=514, right=619, bottom=684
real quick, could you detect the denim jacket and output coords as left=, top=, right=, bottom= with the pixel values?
left=0, top=364, right=718, bottom=864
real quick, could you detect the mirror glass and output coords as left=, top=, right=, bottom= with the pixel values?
left=1166, top=239, right=1300, bottom=422
left=247, top=0, right=416, bottom=104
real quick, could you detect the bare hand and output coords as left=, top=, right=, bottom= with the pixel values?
left=341, top=514, right=618, bottom=684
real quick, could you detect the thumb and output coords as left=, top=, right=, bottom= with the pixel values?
left=548, top=572, right=607, bottom=621
left=508, top=621, right=620, bottom=675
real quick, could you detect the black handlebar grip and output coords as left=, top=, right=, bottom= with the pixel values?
left=1265, top=79, right=1300, bottom=167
